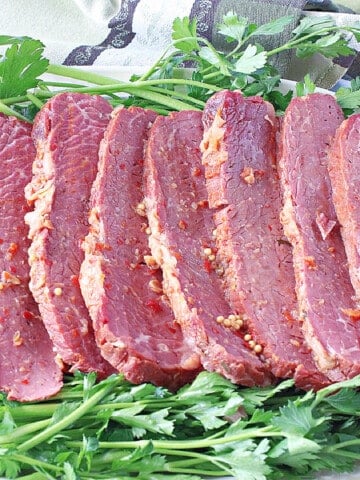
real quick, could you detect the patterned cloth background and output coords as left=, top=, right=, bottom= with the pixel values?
left=1, top=0, right=359, bottom=87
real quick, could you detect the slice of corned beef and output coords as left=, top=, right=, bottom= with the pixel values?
left=0, top=114, right=62, bottom=401
left=278, top=93, right=360, bottom=381
left=144, top=110, right=272, bottom=387
left=201, top=90, right=328, bottom=390
left=328, top=114, right=360, bottom=300
left=25, top=93, right=114, bottom=377
left=80, top=106, right=201, bottom=390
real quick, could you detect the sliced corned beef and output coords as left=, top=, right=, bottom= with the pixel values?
left=328, top=114, right=360, bottom=301
left=0, top=114, right=62, bottom=401
left=201, top=90, right=328, bottom=390
left=278, top=93, right=360, bottom=381
left=80, top=106, right=201, bottom=390
left=144, top=110, right=272, bottom=387
left=25, top=93, right=114, bottom=377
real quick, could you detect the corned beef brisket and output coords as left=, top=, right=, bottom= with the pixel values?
left=278, top=94, right=360, bottom=381
left=144, top=110, right=272, bottom=387
left=25, top=93, right=114, bottom=377
left=201, top=90, right=328, bottom=390
left=0, top=114, right=62, bottom=401
left=328, top=114, right=360, bottom=301
left=80, top=106, right=201, bottom=390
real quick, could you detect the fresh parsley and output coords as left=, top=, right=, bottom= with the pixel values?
left=0, top=38, right=48, bottom=99
left=0, top=12, right=359, bottom=120
left=1, top=372, right=360, bottom=479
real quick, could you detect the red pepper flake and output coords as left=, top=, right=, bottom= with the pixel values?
left=95, top=242, right=112, bottom=252
left=7, top=242, right=19, bottom=257
left=0, top=239, right=3, bottom=244
left=192, top=167, right=202, bottom=177
left=21, top=378, right=30, bottom=385
left=166, top=324, right=178, bottom=335
left=71, top=275, right=80, bottom=287
left=145, top=299, right=163, bottom=314
left=341, top=308, right=360, bottom=322
left=23, top=310, right=35, bottom=320
left=174, top=251, right=183, bottom=261
left=2, top=271, right=21, bottom=285
left=283, top=309, right=296, bottom=325
left=304, top=256, right=317, bottom=269
left=197, top=200, right=208, bottom=208
left=178, top=220, right=187, bottom=230
left=203, top=258, right=213, bottom=273
left=255, top=169, right=265, bottom=178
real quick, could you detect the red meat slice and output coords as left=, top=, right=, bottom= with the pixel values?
left=25, top=93, right=114, bottom=377
left=278, top=93, right=360, bottom=381
left=80, top=106, right=201, bottom=390
left=201, top=90, right=328, bottom=390
left=0, top=114, right=62, bottom=401
left=144, top=110, right=272, bottom=387
left=328, top=114, right=360, bottom=301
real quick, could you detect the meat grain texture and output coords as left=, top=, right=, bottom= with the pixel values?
left=80, top=106, right=201, bottom=390
left=0, top=114, right=62, bottom=401
left=144, top=110, right=272, bottom=387
left=278, top=94, right=360, bottom=381
left=25, top=93, right=114, bottom=377
left=328, top=114, right=360, bottom=301
left=201, top=90, right=328, bottom=390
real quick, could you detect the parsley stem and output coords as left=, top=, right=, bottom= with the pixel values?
left=0, top=100, right=29, bottom=122
left=267, top=25, right=358, bottom=57
left=137, top=45, right=174, bottom=81
left=0, top=419, right=50, bottom=445
left=130, top=85, right=206, bottom=107
left=161, top=449, right=233, bottom=476
left=7, top=453, right=61, bottom=473
left=327, top=438, right=360, bottom=452
left=16, top=474, right=49, bottom=480
left=17, top=377, right=120, bottom=452
left=46, top=64, right=120, bottom=85
left=26, top=93, right=44, bottom=109
left=67, top=425, right=279, bottom=451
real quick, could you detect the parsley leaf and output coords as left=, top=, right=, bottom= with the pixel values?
left=272, top=402, right=326, bottom=436
left=296, top=73, right=316, bottom=96
left=336, top=77, right=360, bottom=115
left=172, top=16, right=199, bottom=53
left=292, top=15, right=335, bottom=37
left=218, top=12, right=249, bottom=43
left=0, top=38, right=48, bottom=99
left=199, top=46, right=231, bottom=75
left=324, top=388, right=360, bottom=414
left=296, top=35, right=354, bottom=58
left=234, top=45, right=267, bottom=74
left=251, top=15, right=294, bottom=36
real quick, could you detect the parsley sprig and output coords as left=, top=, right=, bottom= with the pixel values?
left=0, top=12, right=359, bottom=120
left=1, top=372, right=360, bottom=479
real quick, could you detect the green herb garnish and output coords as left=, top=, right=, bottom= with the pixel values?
left=1, top=372, right=360, bottom=479
left=0, top=12, right=359, bottom=120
